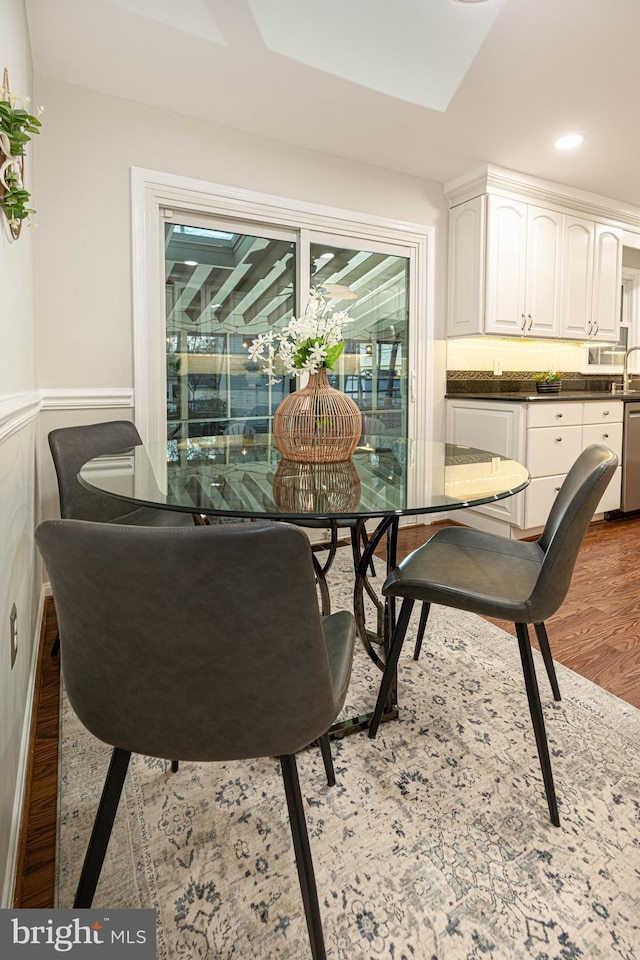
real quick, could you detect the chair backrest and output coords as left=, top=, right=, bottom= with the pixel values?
left=48, top=420, right=143, bottom=521
left=35, top=520, right=344, bottom=761
left=529, top=443, right=618, bottom=621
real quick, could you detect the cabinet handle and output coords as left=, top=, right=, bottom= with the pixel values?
left=588, top=322, right=593, bottom=336
left=527, top=314, right=533, bottom=330
left=603, top=410, right=610, bottom=416
left=555, top=413, right=563, bottom=419
left=555, top=486, right=561, bottom=492
left=521, top=313, right=526, bottom=331
left=593, top=321, right=599, bottom=336
left=603, top=433, right=609, bottom=439
left=555, top=437, right=563, bottom=442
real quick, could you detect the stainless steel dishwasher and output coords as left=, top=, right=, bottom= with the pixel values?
left=621, top=401, right=640, bottom=512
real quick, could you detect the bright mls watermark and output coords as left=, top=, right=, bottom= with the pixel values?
left=0, top=910, right=156, bottom=957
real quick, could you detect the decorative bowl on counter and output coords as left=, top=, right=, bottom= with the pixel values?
left=534, top=371, right=562, bottom=393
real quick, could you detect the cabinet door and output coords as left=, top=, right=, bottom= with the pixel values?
left=485, top=196, right=527, bottom=335
left=527, top=425, right=583, bottom=478
left=591, top=224, right=623, bottom=342
left=582, top=421, right=623, bottom=458
left=447, top=196, right=485, bottom=337
left=560, top=216, right=594, bottom=339
left=446, top=399, right=524, bottom=525
left=525, top=475, right=566, bottom=529
left=524, top=206, right=563, bottom=337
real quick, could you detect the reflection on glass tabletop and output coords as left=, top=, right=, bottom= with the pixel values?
left=79, top=437, right=529, bottom=521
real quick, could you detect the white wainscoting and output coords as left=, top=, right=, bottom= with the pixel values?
left=40, top=388, right=134, bottom=410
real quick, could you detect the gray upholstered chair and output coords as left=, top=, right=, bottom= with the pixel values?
left=48, top=420, right=197, bottom=661
left=368, top=443, right=618, bottom=827
left=35, top=520, right=356, bottom=960
left=48, top=420, right=196, bottom=527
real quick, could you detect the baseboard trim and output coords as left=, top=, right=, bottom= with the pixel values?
left=2, top=584, right=48, bottom=908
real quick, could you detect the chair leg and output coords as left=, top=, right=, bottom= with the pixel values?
left=514, top=623, right=560, bottom=827
left=368, top=598, right=415, bottom=739
left=74, top=747, right=131, bottom=907
left=51, top=631, right=60, bottom=657
left=318, top=732, right=335, bottom=787
left=533, top=622, right=562, bottom=702
left=279, top=754, right=327, bottom=960
left=171, top=760, right=179, bottom=773
left=413, top=602, right=431, bottom=660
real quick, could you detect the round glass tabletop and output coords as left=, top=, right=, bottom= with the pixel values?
left=79, top=436, right=530, bottom=522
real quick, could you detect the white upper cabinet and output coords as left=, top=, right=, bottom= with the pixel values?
left=560, top=217, right=594, bottom=338
left=524, top=205, right=564, bottom=337
left=592, top=224, right=623, bottom=341
left=447, top=195, right=485, bottom=338
left=449, top=196, right=564, bottom=338
left=485, top=196, right=527, bottom=335
left=560, top=218, right=622, bottom=341
left=445, top=168, right=627, bottom=342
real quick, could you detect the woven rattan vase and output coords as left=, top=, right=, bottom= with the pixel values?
left=273, top=458, right=361, bottom=512
left=273, top=369, right=362, bottom=463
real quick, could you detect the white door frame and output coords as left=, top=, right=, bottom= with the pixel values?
left=131, top=167, right=435, bottom=490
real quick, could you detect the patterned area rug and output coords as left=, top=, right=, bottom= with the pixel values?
left=56, top=548, right=640, bottom=959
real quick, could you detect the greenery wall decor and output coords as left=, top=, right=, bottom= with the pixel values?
left=0, top=68, right=43, bottom=239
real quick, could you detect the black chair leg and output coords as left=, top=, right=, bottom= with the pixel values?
left=533, top=622, right=562, bottom=702
left=413, top=602, right=431, bottom=660
left=368, top=598, right=415, bottom=739
left=74, top=747, right=131, bottom=907
left=318, top=732, right=335, bottom=787
left=515, top=623, right=560, bottom=827
left=171, top=760, right=179, bottom=773
left=51, top=631, right=60, bottom=657
left=280, top=754, right=327, bottom=960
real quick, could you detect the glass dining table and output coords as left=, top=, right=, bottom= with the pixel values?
left=79, top=434, right=529, bottom=735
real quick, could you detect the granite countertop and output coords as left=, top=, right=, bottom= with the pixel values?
left=445, top=391, right=640, bottom=403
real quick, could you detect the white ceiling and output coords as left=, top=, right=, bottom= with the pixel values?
left=25, top=0, right=640, bottom=206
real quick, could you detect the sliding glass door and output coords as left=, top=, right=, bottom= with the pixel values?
left=164, top=218, right=296, bottom=441
left=163, top=215, right=411, bottom=446
left=309, top=236, right=410, bottom=443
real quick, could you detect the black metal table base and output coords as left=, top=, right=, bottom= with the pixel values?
left=326, top=516, right=400, bottom=738
left=329, top=705, right=398, bottom=739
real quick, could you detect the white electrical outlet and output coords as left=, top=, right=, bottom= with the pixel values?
left=493, top=359, right=502, bottom=376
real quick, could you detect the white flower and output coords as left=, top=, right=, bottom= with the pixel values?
left=247, top=288, right=352, bottom=381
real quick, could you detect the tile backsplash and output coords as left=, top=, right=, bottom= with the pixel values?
left=446, top=369, right=619, bottom=395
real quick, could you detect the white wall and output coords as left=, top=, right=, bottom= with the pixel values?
left=0, top=0, right=41, bottom=907
left=34, top=78, right=449, bottom=517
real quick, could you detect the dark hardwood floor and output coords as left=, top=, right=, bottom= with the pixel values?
left=14, top=515, right=640, bottom=907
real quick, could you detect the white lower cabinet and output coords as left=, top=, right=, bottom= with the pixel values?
left=525, top=475, right=569, bottom=529
left=447, top=398, right=623, bottom=537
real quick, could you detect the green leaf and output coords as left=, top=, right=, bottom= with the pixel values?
left=324, top=341, right=345, bottom=369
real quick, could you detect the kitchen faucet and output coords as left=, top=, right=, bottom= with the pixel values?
left=623, top=346, right=640, bottom=392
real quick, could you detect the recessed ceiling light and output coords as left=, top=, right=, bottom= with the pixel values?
left=183, top=260, right=198, bottom=266
left=554, top=133, right=586, bottom=151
